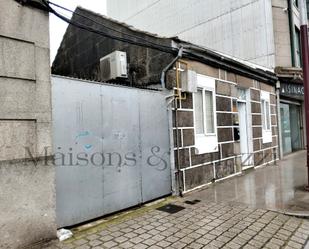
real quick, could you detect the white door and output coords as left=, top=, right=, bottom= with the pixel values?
left=238, top=101, right=253, bottom=167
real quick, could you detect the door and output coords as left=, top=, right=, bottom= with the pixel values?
left=238, top=101, right=253, bottom=167
left=53, top=76, right=172, bottom=227
left=290, top=104, right=302, bottom=151
left=280, top=103, right=292, bottom=154
left=280, top=102, right=302, bottom=155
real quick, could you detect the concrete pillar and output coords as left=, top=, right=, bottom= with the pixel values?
left=0, top=1, right=56, bottom=248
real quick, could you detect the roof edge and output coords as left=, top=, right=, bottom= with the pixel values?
left=175, top=41, right=277, bottom=84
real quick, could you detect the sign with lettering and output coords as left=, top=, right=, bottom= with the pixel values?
left=280, top=83, right=304, bottom=96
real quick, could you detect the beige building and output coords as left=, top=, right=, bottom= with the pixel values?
left=273, top=0, right=302, bottom=67
left=0, top=0, right=56, bottom=248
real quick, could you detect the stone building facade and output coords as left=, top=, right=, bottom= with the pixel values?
left=0, top=1, right=56, bottom=248
left=170, top=61, right=278, bottom=192
left=53, top=8, right=279, bottom=197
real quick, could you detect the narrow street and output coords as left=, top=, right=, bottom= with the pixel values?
left=3, top=1, right=309, bottom=248
left=46, top=151, right=309, bottom=249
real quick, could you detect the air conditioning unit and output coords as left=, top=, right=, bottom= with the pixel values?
left=100, top=51, right=128, bottom=81
left=181, top=69, right=197, bottom=93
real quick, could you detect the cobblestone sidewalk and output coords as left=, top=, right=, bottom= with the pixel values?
left=45, top=199, right=309, bottom=249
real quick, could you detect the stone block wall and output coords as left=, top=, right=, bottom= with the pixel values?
left=251, top=83, right=279, bottom=167
left=52, top=7, right=174, bottom=86
left=171, top=60, right=278, bottom=192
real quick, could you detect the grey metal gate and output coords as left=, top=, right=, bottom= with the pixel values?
left=52, top=76, right=172, bottom=227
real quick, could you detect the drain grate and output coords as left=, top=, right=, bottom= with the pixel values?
left=156, top=204, right=185, bottom=214
left=184, top=199, right=201, bottom=205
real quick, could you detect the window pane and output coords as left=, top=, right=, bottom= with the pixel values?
left=294, top=0, right=298, bottom=7
left=205, top=90, right=214, bottom=133
left=261, top=100, right=266, bottom=130
left=194, top=89, right=204, bottom=134
left=266, top=101, right=270, bottom=130
left=295, top=28, right=302, bottom=67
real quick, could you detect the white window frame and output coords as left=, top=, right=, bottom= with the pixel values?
left=193, top=74, right=218, bottom=154
left=261, top=90, right=272, bottom=143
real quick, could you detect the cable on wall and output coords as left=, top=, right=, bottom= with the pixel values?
left=40, top=0, right=178, bottom=55
left=47, top=0, right=175, bottom=52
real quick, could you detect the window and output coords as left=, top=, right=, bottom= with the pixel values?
left=205, top=91, right=215, bottom=133
left=294, top=0, right=298, bottom=7
left=261, top=91, right=272, bottom=143
left=193, top=75, right=218, bottom=154
left=194, top=89, right=204, bottom=134
left=261, top=99, right=271, bottom=131
left=295, top=27, right=302, bottom=67
left=194, top=89, right=215, bottom=135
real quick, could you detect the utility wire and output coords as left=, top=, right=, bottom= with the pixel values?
left=47, top=0, right=174, bottom=51
left=42, top=0, right=178, bottom=55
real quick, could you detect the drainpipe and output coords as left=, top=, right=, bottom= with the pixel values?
left=174, top=102, right=183, bottom=197
left=160, top=47, right=183, bottom=89
left=165, top=94, right=178, bottom=195
left=288, top=0, right=297, bottom=66
left=299, top=0, right=309, bottom=191
left=276, top=81, right=284, bottom=160
left=161, top=47, right=184, bottom=196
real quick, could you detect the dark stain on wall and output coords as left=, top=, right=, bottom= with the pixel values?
left=52, top=7, right=174, bottom=87
left=185, top=164, right=214, bottom=190
left=218, top=128, right=234, bottom=142
left=216, top=96, right=231, bottom=111
left=215, top=159, right=235, bottom=179
left=217, top=113, right=233, bottom=126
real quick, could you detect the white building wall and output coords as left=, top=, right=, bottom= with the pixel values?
left=107, top=0, right=276, bottom=69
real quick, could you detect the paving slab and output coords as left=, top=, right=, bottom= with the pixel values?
left=41, top=151, right=309, bottom=248
left=42, top=199, right=309, bottom=249
left=190, top=150, right=309, bottom=214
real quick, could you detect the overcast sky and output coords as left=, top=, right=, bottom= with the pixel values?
left=49, top=0, right=107, bottom=64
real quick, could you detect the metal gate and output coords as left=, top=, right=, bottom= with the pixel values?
left=52, top=76, right=172, bottom=227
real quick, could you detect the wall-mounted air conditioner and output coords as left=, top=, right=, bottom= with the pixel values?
left=181, top=69, right=197, bottom=93
left=100, top=51, right=128, bottom=81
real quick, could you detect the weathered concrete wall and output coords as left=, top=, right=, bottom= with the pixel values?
left=171, top=61, right=278, bottom=192
left=52, top=7, right=174, bottom=86
left=0, top=1, right=55, bottom=248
